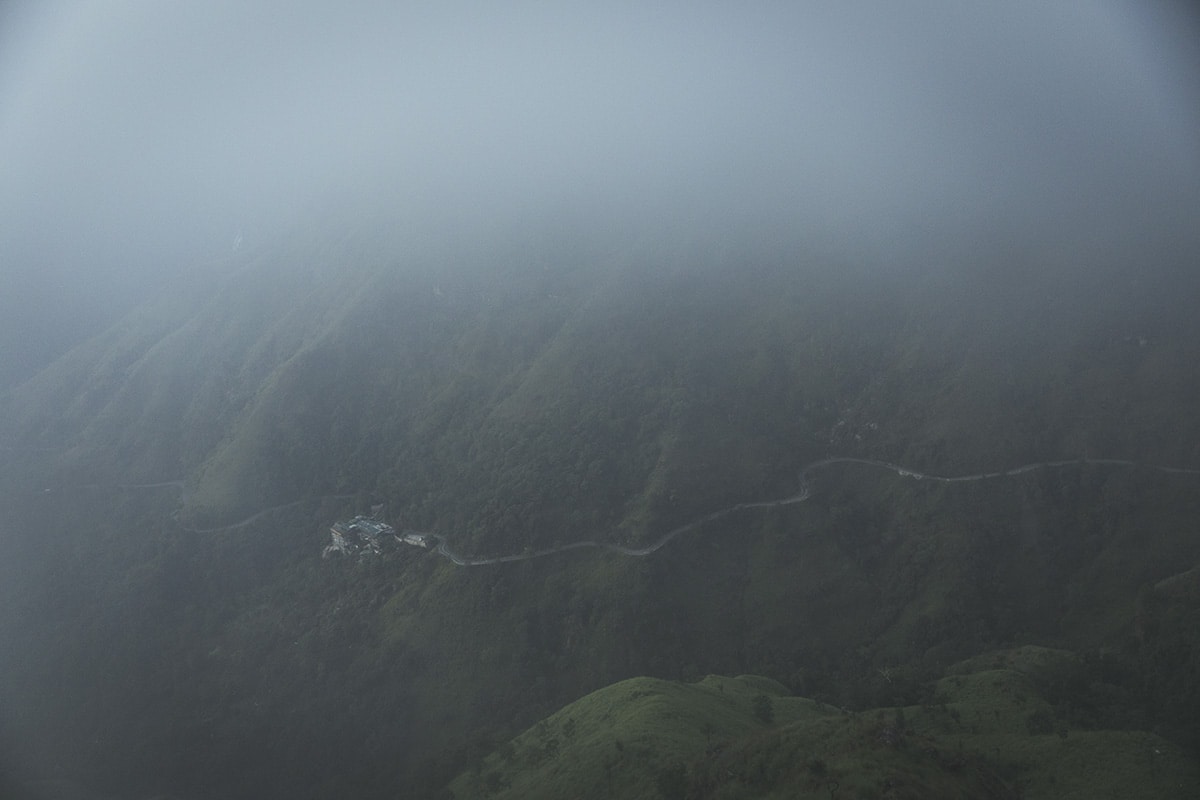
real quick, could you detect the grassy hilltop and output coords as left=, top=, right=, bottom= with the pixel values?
left=453, top=648, right=1199, bottom=800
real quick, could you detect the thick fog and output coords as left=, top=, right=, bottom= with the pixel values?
left=1, top=1, right=1198, bottom=381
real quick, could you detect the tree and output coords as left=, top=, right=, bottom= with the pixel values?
left=752, top=694, right=775, bottom=725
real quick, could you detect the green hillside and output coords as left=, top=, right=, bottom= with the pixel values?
left=451, top=648, right=1199, bottom=799
left=2, top=232, right=1199, bottom=798
left=449, top=674, right=831, bottom=799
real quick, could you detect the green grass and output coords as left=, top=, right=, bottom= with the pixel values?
left=449, top=674, right=828, bottom=800
left=451, top=649, right=1199, bottom=799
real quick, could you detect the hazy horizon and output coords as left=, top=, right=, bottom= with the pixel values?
left=2, top=1, right=1199, bottom=385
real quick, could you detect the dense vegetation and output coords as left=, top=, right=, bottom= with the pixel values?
left=1, top=229, right=1198, bottom=798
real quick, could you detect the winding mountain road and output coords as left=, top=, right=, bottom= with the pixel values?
left=417, top=456, right=1200, bottom=567
left=105, top=456, right=1200, bottom=565
left=175, top=494, right=357, bottom=533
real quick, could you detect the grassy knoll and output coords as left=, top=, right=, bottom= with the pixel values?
left=451, top=647, right=1198, bottom=799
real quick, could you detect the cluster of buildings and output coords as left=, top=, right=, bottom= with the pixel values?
left=322, top=507, right=433, bottom=558
left=323, top=515, right=394, bottom=557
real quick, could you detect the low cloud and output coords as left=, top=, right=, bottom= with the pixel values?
left=1, top=1, right=1197, bottom=308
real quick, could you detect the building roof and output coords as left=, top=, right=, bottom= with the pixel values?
left=331, top=515, right=395, bottom=540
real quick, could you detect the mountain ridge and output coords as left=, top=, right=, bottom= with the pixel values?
left=3, top=231, right=1200, bottom=797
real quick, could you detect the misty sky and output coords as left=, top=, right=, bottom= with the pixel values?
left=1, top=0, right=1198, bottom=378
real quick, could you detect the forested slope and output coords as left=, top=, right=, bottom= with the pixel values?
left=2, top=230, right=1199, bottom=798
